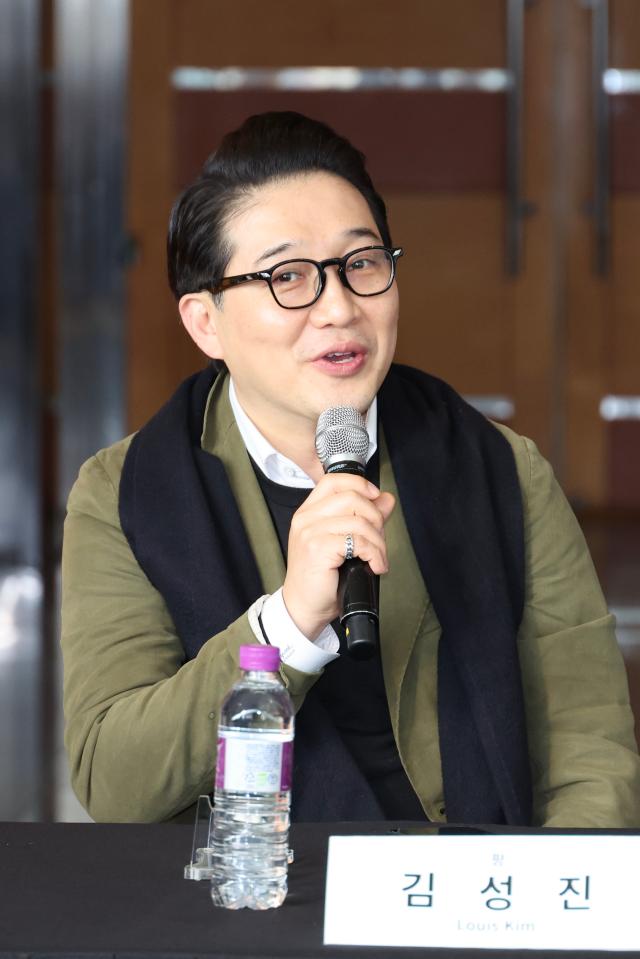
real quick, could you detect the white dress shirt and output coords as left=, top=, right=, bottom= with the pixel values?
left=228, top=378, right=377, bottom=673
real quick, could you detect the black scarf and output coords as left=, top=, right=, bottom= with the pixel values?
left=119, top=363, right=532, bottom=825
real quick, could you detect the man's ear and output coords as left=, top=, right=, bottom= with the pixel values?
left=179, top=292, right=224, bottom=359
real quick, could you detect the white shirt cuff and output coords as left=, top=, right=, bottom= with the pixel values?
left=247, top=589, right=339, bottom=673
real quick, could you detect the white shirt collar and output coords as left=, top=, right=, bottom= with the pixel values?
left=228, top=378, right=378, bottom=489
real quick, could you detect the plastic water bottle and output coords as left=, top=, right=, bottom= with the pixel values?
left=210, top=644, right=294, bottom=910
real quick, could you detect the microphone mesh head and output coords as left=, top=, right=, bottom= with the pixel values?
left=315, top=406, right=369, bottom=468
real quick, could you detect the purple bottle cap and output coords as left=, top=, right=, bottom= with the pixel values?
left=239, top=644, right=281, bottom=671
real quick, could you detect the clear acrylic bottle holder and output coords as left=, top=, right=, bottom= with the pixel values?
left=183, top=794, right=294, bottom=880
left=184, top=795, right=216, bottom=880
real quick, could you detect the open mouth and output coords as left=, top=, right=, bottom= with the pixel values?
left=324, top=351, right=357, bottom=364
left=312, top=346, right=366, bottom=375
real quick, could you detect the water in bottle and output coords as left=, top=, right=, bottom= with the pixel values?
left=210, top=644, right=294, bottom=910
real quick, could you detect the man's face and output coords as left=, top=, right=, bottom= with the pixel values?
left=204, top=172, right=399, bottom=441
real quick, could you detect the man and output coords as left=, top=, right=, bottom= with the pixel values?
left=62, top=112, right=640, bottom=825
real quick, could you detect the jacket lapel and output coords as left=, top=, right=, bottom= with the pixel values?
left=202, top=374, right=285, bottom=594
left=378, top=429, right=431, bottom=734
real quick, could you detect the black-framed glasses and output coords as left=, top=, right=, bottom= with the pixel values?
left=210, top=245, right=404, bottom=309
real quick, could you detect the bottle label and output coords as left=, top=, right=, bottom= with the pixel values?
left=216, top=731, right=293, bottom=793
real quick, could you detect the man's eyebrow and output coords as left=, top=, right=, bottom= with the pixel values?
left=344, top=227, right=381, bottom=242
left=254, top=227, right=381, bottom=267
left=255, top=242, right=294, bottom=266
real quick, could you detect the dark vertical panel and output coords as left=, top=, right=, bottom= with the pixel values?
left=54, top=0, right=128, bottom=821
left=611, top=96, right=640, bottom=191
left=0, top=0, right=41, bottom=568
left=55, top=0, right=128, bottom=504
left=505, top=0, right=525, bottom=274
left=608, top=421, right=640, bottom=509
left=0, top=0, right=43, bottom=820
left=591, top=0, right=610, bottom=274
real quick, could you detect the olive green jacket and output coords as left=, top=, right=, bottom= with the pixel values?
left=61, top=377, right=640, bottom=825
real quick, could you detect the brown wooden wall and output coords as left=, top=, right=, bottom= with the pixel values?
left=127, top=0, right=640, bottom=513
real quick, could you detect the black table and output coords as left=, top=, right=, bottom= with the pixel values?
left=1, top=820, right=638, bottom=958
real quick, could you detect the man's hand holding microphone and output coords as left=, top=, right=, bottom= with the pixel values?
left=282, top=408, right=395, bottom=659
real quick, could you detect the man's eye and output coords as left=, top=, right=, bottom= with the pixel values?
left=348, top=258, right=371, bottom=271
left=274, top=270, right=300, bottom=284
left=272, top=263, right=311, bottom=286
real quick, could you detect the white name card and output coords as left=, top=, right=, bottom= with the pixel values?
left=323, top=834, right=640, bottom=951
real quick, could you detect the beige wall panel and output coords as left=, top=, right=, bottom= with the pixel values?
left=171, top=0, right=506, bottom=69
left=388, top=194, right=514, bottom=396
left=611, top=197, right=640, bottom=395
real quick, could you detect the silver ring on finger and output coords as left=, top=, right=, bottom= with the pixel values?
left=344, top=532, right=355, bottom=561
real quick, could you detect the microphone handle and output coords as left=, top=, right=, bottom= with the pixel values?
left=337, top=559, right=379, bottom=660
left=325, top=457, right=380, bottom=660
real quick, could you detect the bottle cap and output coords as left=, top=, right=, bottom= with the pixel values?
left=239, top=644, right=281, bottom=671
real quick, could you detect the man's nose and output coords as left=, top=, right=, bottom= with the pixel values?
left=308, top=267, right=358, bottom=327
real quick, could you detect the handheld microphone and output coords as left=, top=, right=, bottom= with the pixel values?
left=315, top=407, right=379, bottom=661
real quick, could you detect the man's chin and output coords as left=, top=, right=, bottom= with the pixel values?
left=311, top=382, right=374, bottom=418
left=307, top=357, right=391, bottom=420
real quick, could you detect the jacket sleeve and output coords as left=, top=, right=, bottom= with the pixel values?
left=505, top=429, right=640, bottom=826
left=61, top=444, right=316, bottom=823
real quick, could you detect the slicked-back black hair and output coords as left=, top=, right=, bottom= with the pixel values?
left=167, top=111, right=391, bottom=301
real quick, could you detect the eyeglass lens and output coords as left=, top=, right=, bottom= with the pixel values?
left=270, top=248, right=394, bottom=307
